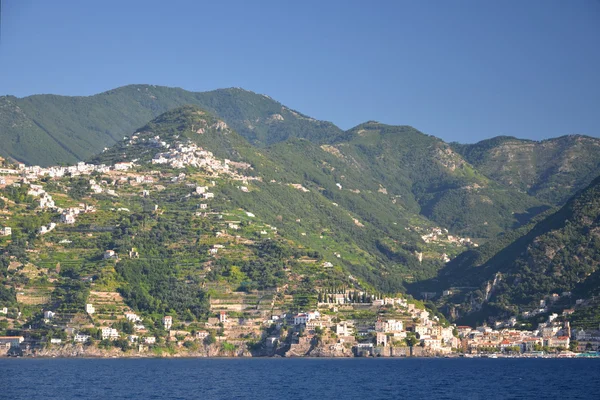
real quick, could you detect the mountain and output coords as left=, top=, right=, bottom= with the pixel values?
left=1, top=106, right=451, bottom=349
left=415, top=175, right=600, bottom=326
left=323, top=122, right=548, bottom=238
left=3, top=85, right=600, bottom=239
left=2, top=104, right=599, bottom=347
left=90, top=106, right=454, bottom=291
left=0, top=85, right=343, bottom=166
left=452, top=135, right=600, bottom=205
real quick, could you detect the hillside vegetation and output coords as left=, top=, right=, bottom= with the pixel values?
left=417, top=176, right=600, bottom=326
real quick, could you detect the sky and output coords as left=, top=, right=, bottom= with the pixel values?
left=0, top=0, right=599, bottom=143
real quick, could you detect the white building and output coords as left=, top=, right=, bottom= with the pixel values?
left=125, top=312, right=141, bottom=322
left=101, top=327, right=119, bottom=340
left=114, top=162, right=133, bottom=171
left=144, top=336, right=156, bottom=344
left=103, top=250, right=117, bottom=260
left=218, top=311, right=228, bottom=323
left=375, top=319, right=403, bottom=333
left=294, top=313, right=309, bottom=325
left=61, top=214, right=76, bottom=224
left=74, top=334, right=90, bottom=343
left=86, top=304, right=95, bottom=314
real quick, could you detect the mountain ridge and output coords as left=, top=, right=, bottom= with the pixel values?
left=414, top=175, right=600, bottom=326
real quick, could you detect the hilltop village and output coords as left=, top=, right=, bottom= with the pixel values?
left=0, top=131, right=598, bottom=358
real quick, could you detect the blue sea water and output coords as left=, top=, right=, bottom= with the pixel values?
left=1, top=358, right=599, bottom=399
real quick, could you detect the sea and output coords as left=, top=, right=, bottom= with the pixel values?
left=1, top=358, right=599, bottom=399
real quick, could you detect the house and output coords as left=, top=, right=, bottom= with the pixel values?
left=196, top=331, right=209, bottom=340
left=61, top=214, right=76, bottom=224
left=143, top=336, right=156, bottom=344
left=50, top=338, right=62, bottom=344
left=294, top=313, right=309, bottom=325
left=0, top=336, right=24, bottom=349
left=376, top=332, right=387, bottom=346
left=103, top=250, right=118, bottom=260
left=218, top=311, right=228, bottom=323
left=423, top=337, right=443, bottom=350
left=332, top=293, right=346, bottom=304
left=101, top=328, right=119, bottom=340
left=114, top=162, right=133, bottom=171
left=0, top=227, right=11, bottom=236
left=0, top=307, right=7, bottom=314
left=355, top=343, right=374, bottom=356
left=125, top=312, right=141, bottom=322
left=414, top=325, right=429, bottom=337
left=39, top=223, right=57, bottom=234
left=74, top=334, right=90, bottom=343
left=43, top=310, right=55, bottom=319
left=375, top=319, right=403, bottom=333
left=334, top=322, right=353, bottom=336
left=128, top=335, right=139, bottom=343
left=523, top=337, right=543, bottom=352
left=163, top=316, right=173, bottom=330
left=306, top=320, right=325, bottom=332
left=548, top=336, right=570, bottom=348
left=86, top=304, right=95, bottom=314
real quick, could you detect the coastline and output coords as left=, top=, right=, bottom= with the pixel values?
left=4, top=343, right=595, bottom=359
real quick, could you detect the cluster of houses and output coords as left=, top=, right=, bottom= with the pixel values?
left=3, top=292, right=600, bottom=357
left=413, top=226, right=478, bottom=248
left=457, top=316, right=575, bottom=354
left=149, top=140, right=253, bottom=183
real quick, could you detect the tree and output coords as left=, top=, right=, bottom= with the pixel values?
left=406, top=333, right=419, bottom=347
left=569, top=341, right=578, bottom=352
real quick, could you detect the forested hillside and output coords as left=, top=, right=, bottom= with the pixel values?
left=0, top=85, right=342, bottom=166
left=417, top=176, right=600, bottom=326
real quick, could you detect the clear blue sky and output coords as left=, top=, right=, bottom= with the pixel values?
left=1, top=0, right=599, bottom=143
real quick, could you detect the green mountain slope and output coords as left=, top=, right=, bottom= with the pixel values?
left=325, top=122, right=546, bottom=238
left=92, top=107, right=464, bottom=290
left=0, top=85, right=343, bottom=166
left=416, top=175, right=600, bottom=324
left=3, top=84, right=600, bottom=239
left=452, top=135, right=600, bottom=205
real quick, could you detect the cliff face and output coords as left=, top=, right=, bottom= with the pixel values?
left=21, top=343, right=252, bottom=358
left=283, top=337, right=353, bottom=357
